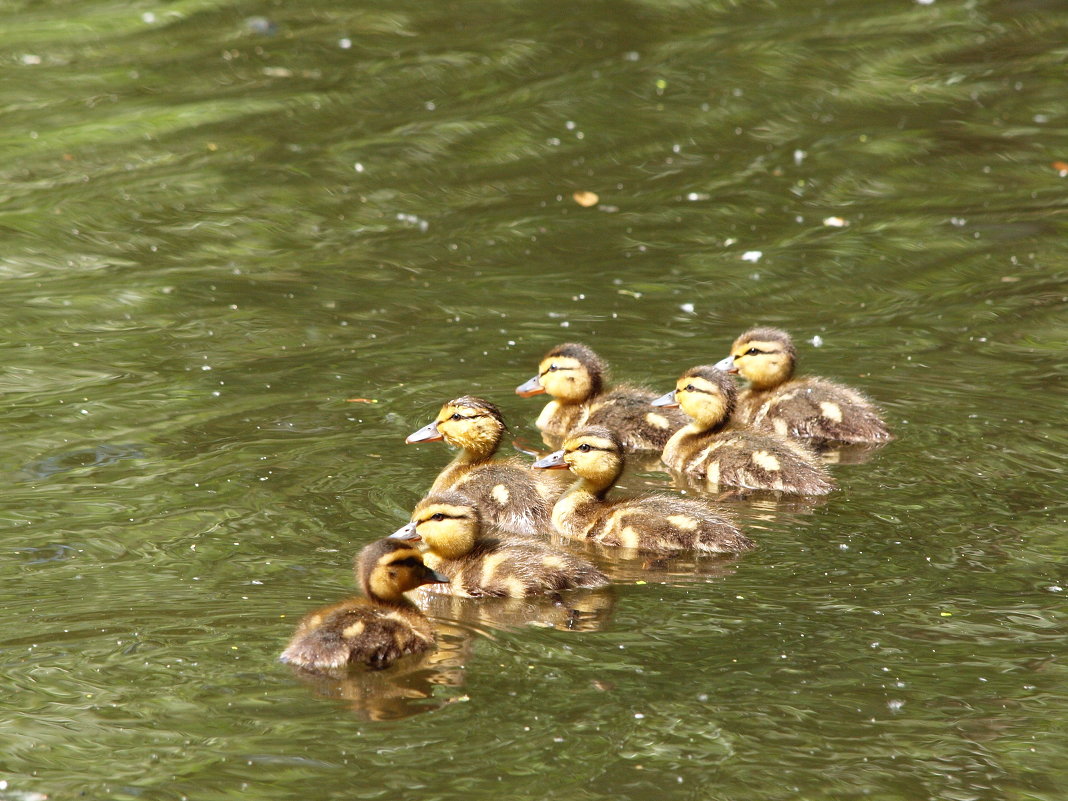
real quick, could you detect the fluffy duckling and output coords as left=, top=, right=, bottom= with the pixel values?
left=390, top=491, right=609, bottom=597
left=280, top=538, right=449, bottom=672
left=714, top=327, right=892, bottom=444
left=406, top=396, right=560, bottom=535
left=532, top=426, right=753, bottom=554
left=652, top=365, right=835, bottom=495
left=515, top=343, right=688, bottom=451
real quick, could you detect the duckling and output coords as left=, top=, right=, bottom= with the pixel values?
left=652, top=365, right=835, bottom=495
left=390, top=491, right=609, bottom=598
left=515, top=343, right=688, bottom=451
left=714, top=327, right=892, bottom=444
left=532, top=426, right=753, bottom=554
left=406, top=396, right=561, bottom=535
left=280, top=538, right=449, bottom=672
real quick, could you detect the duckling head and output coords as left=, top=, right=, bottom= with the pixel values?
left=653, top=365, right=736, bottom=429
left=405, top=396, right=506, bottom=456
left=713, top=327, right=797, bottom=390
left=532, top=425, right=624, bottom=490
left=390, top=491, right=483, bottom=560
left=515, top=343, right=604, bottom=403
left=357, top=538, right=450, bottom=603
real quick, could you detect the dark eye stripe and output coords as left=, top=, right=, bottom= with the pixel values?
left=385, top=555, right=422, bottom=568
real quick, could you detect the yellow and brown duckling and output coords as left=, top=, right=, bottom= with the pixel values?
left=406, top=396, right=561, bottom=536
left=390, top=491, right=609, bottom=598
left=714, top=327, right=892, bottom=444
left=532, top=425, right=754, bottom=554
left=652, top=365, right=835, bottom=495
left=280, top=538, right=449, bottom=672
left=515, top=342, right=688, bottom=451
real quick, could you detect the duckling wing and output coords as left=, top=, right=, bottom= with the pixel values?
left=445, top=461, right=557, bottom=536
left=751, top=378, right=892, bottom=444
left=435, top=537, right=608, bottom=597
left=585, top=495, right=752, bottom=554
left=584, top=386, right=688, bottom=450
left=280, top=600, right=433, bottom=671
left=699, top=431, right=835, bottom=495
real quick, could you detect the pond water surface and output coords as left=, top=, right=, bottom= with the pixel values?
left=2, top=1, right=1067, bottom=799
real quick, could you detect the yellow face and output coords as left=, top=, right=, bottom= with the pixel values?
left=673, top=374, right=731, bottom=427
left=558, top=430, right=623, bottom=486
left=410, top=500, right=479, bottom=559
left=535, top=356, right=595, bottom=403
left=433, top=401, right=503, bottom=453
left=366, top=545, right=440, bottom=601
left=729, top=337, right=794, bottom=390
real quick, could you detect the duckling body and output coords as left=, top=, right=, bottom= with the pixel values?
left=280, top=539, right=449, bottom=672
left=715, top=328, right=892, bottom=444
left=391, top=491, right=609, bottom=598
left=406, top=396, right=560, bottom=535
left=532, top=426, right=753, bottom=554
left=654, top=365, right=835, bottom=495
left=516, top=343, right=687, bottom=451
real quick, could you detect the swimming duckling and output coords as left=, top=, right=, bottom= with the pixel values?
left=280, top=538, right=449, bottom=672
left=515, top=342, right=688, bottom=451
left=406, top=396, right=561, bottom=535
left=532, top=426, right=753, bottom=554
left=390, top=491, right=609, bottom=598
left=714, top=328, right=892, bottom=444
left=652, top=365, right=835, bottom=495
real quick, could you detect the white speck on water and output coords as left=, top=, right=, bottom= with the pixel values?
left=793, top=149, right=806, bottom=166
left=1048, top=586, right=1063, bottom=592
left=425, top=101, right=436, bottom=111
left=560, top=321, right=570, bottom=328
left=634, top=713, right=645, bottom=719
left=839, top=543, right=849, bottom=550
left=201, top=365, right=212, bottom=371
left=21, top=54, right=42, bottom=65
left=339, top=38, right=352, bottom=49
left=686, top=192, right=709, bottom=201
left=888, top=700, right=904, bottom=712
left=741, top=250, right=762, bottom=262
left=354, top=162, right=365, bottom=173
left=679, top=303, right=695, bottom=314
left=142, top=12, right=156, bottom=24
left=810, top=335, right=824, bottom=347
left=565, top=120, right=577, bottom=130
left=623, top=51, right=640, bottom=61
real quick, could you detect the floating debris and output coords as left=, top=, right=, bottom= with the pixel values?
left=741, top=250, right=762, bottom=263
left=823, top=216, right=848, bottom=228
left=572, top=190, right=599, bottom=207
left=1052, top=161, right=1068, bottom=177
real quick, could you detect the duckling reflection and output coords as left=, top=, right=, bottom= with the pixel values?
left=515, top=342, right=687, bottom=451
left=715, top=327, right=892, bottom=445
left=406, top=396, right=563, bottom=535
left=280, top=538, right=448, bottom=672
left=285, top=622, right=471, bottom=721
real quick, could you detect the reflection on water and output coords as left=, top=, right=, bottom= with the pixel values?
left=284, top=624, right=471, bottom=722
left=420, top=586, right=617, bottom=633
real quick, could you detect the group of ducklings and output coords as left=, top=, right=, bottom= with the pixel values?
left=280, top=327, right=892, bottom=674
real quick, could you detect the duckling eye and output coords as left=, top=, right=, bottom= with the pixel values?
left=577, top=443, right=592, bottom=452
left=449, top=413, right=463, bottom=421
left=684, top=384, right=696, bottom=392
left=430, top=512, right=446, bottom=521
left=745, top=348, right=763, bottom=356
left=547, top=364, right=559, bottom=372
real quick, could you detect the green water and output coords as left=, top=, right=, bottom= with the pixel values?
left=3, top=0, right=1067, bottom=799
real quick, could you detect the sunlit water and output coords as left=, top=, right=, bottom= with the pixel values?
left=2, top=0, right=1067, bottom=799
